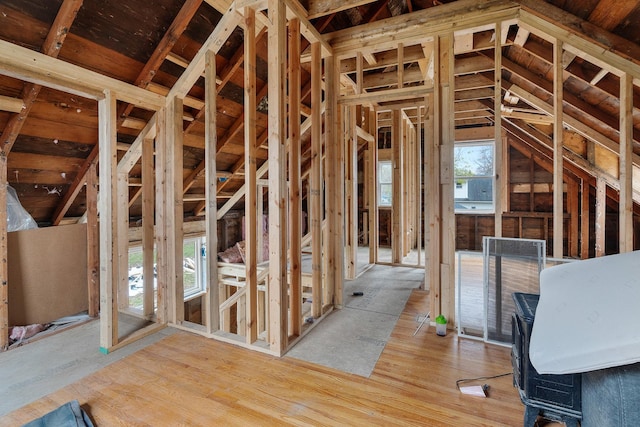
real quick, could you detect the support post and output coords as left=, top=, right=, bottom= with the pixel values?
left=392, top=110, right=403, bottom=263
left=141, top=138, right=155, bottom=318
left=0, top=152, right=7, bottom=350
left=553, top=39, right=564, bottom=258
left=310, top=42, right=323, bottom=318
left=619, top=73, right=633, bottom=253
left=166, top=96, right=185, bottom=325
left=595, top=177, right=606, bottom=257
left=494, top=22, right=503, bottom=237
left=267, top=0, right=288, bottom=354
left=98, top=90, right=118, bottom=352
left=368, top=108, right=378, bottom=264
left=244, top=7, right=258, bottom=343
left=288, top=17, right=302, bottom=337
left=86, top=162, right=99, bottom=317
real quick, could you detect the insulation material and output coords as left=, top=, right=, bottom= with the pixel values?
left=530, top=250, right=640, bottom=374
left=6, top=184, right=37, bottom=232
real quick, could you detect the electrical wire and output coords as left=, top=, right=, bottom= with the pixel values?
left=455, top=372, right=513, bottom=390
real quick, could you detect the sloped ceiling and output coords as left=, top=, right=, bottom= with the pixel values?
left=0, top=0, right=638, bottom=225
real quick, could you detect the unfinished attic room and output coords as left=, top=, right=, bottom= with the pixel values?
left=1, top=0, right=640, bottom=424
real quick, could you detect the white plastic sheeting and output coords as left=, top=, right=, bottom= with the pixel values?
left=7, top=184, right=37, bottom=231
left=530, top=250, right=640, bottom=374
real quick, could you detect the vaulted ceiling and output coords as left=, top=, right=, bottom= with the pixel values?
left=0, top=0, right=638, bottom=226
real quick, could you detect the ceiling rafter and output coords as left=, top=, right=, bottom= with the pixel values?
left=52, top=0, right=205, bottom=225
left=1, top=0, right=83, bottom=156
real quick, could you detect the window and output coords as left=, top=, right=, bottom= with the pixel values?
left=454, top=141, right=495, bottom=213
left=183, top=237, right=206, bottom=298
left=378, top=160, right=393, bottom=207
left=128, top=236, right=206, bottom=307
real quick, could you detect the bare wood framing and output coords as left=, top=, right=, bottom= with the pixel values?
left=307, top=0, right=377, bottom=19
left=494, top=22, right=503, bottom=237
left=245, top=8, right=259, bottom=344
left=154, top=108, right=168, bottom=325
left=98, top=90, right=118, bottom=352
left=553, top=39, right=564, bottom=259
left=619, top=73, right=633, bottom=253
left=392, top=110, right=403, bottom=264
left=141, top=138, right=155, bottom=318
left=267, top=0, right=288, bottom=355
left=0, top=153, right=7, bottom=350
left=167, top=97, right=185, bottom=325
left=86, top=162, right=99, bottom=318
left=116, top=172, right=129, bottom=310
left=326, top=54, right=343, bottom=309
left=580, top=179, right=590, bottom=259
left=288, top=18, right=303, bottom=337
left=203, top=47, right=222, bottom=326
left=310, top=42, right=323, bottom=318
left=595, top=177, right=606, bottom=257
left=368, top=108, right=379, bottom=264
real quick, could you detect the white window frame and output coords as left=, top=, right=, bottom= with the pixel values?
left=377, top=160, right=393, bottom=207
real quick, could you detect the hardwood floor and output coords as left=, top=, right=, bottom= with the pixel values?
left=0, top=290, right=524, bottom=426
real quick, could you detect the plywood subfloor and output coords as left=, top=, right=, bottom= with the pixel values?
left=0, top=290, right=524, bottom=426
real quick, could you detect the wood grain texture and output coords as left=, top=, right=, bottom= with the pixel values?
left=0, top=290, right=524, bottom=426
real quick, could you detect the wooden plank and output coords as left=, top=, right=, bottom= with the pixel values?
left=494, top=22, right=503, bottom=238
left=1, top=0, right=83, bottom=156
left=619, top=73, right=633, bottom=253
left=553, top=40, right=564, bottom=259
left=0, top=151, right=6, bottom=350
left=282, top=0, right=332, bottom=57
left=368, top=109, right=379, bottom=264
left=0, top=39, right=164, bottom=109
left=345, top=105, right=358, bottom=279
left=325, top=0, right=519, bottom=58
left=439, top=34, right=456, bottom=325
left=518, top=1, right=640, bottom=79
left=339, top=86, right=433, bottom=105
left=580, top=178, right=590, bottom=259
left=310, top=43, right=323, bottom=319
left=307, top=0, right=377, bottom=19
left=326, top=54, right=342, bottom=309
left=98, top=90, right=118, bottom=352
left=391, top=110, right=402, bottom=264
left=116, top=172, right=129, bottom=310
left=141, top=138, right=155, bottom=318
left=168, top=7, right=243, bottom=100
left=0, top=95, right=23, bottom=113
left=203, top=51, right=224, bottom=334
left=288, top=18, right=302, bottom=337
left=595, top=177, right=606, bottom=257
left=267, top=0, right=288, bottom=355
left=154, top=108, right=168, bottom=325
left=86, top=162, right=99, bottom=318
left=166, top=97, right=184, bottom=325
left=244, top=8, right=259, bottom=344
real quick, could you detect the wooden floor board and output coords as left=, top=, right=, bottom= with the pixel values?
left=0, top=290, right=524, bottom=426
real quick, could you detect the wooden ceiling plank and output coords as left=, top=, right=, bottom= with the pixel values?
left=283, top=0, right=333, bottom=57
left=307, top=0, right=378, bottom=19
left=508, top=84, right=640, bottom=166
left=518, top=0, right=640, bottom=78
left=1, top=0, right=83, bottom=155
left=325, top=0, right=519, bottom=58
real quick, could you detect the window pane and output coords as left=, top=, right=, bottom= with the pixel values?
left=379, top=184, right=392, bottom=206
left=379, top=161, right=392, bottom=183
left=454, top=144, right=493, bottom=177
left=454, top=142, right=494, bottom=213
left=184, top=240, right=198, bottom=294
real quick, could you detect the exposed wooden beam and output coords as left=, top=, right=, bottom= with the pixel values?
left=1, top=0, right=83, bottom=155
left=0, top=96, right=24, bottom=114
left=307, top=0, right=377, bottom=19
left=553, top=39, right=564, bottom=259
left=325, top=0, right=519, bottom=58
